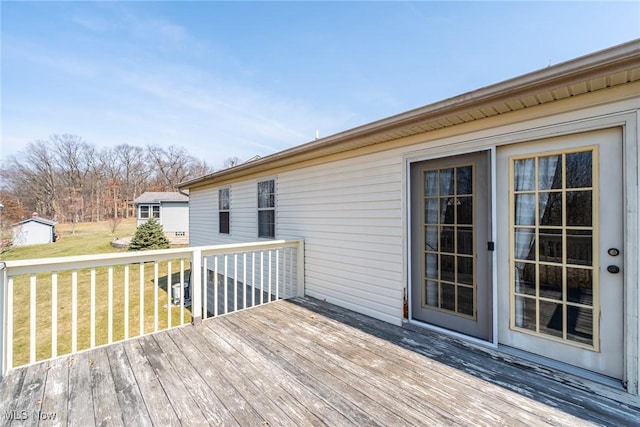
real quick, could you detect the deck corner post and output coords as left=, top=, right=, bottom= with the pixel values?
left=191, top=248, right=203, bottom=326
left=296, top=240, right=305, bottom=297
left=0, top=262, right=7, bottom=377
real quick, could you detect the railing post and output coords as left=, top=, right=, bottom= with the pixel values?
left=191, top=248, right=202, bottom=326
left=296, top=241, right=305, bottom=297
left=0, top=262, right=7, bottom=377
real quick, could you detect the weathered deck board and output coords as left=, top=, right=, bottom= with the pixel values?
left=67, top=352, right=95, bottom=426
left=265, top=300, right=557, bottom=425
left=106, top=342, right=153, bottom=427
left=152, top=331, right=239, bottom=426
left=38, top=357, right=69, bottom=427
left=87, top=348, right=123, bottom=427
left=1, top=297, right=639, bottom=426
left=223, top=309, right=456, bottom=426
left=294, top=297, right=640, bottom=426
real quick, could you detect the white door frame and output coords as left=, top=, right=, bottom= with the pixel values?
left=403, top=110, right=639, bottom=395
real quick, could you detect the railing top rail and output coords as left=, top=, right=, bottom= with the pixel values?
left=2, top=240, right=302, bottom=276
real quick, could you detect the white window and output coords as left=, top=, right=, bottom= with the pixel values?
left=139, top=205, right=160, bottom=219
left=219, top=188, right=230, bottom=234
left=257, top=179, right=275, bottom=238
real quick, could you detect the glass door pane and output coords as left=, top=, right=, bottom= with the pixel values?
left=422, top=165, right=475, bottom=319
left=510, top=149, right=596, bottom=348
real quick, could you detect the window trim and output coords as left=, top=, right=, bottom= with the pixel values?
left=257, top=178, right=276, bottom=239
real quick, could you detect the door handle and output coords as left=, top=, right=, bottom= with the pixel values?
left=607, top=265, right=620, bottom=274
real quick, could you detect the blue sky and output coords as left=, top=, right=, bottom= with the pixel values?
left=2, top=1, right=639, bottom=170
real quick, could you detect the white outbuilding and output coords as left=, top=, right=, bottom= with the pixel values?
left=12, top=214, right=57, bottom=246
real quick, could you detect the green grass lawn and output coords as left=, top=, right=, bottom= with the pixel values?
left=3, top=219, right=193, bottom=367
left=2, top=218, right=138, bottom=261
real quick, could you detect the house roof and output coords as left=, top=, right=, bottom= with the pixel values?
left=12, top=217, right=57, bottom=227
left=180, top=39, right=640, bottom=190
left=131, top=192, right=189, bottom=205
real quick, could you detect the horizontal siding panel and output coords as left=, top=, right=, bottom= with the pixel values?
left=306, top=263, right=401, bottom=295
left=278, top=188, right=400, bottom=206
left=279, top=217, right=401, bottom=229
left=302, top=238, right=402, bottom=260
left=305, top=249, right=402, bottom=274
left=278, top=224, right=401, bottom=239
left=283, top=229, right=402, bottom=246
left=304, top=283, right=401, bottom=326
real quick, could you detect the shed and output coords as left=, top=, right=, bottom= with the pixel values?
left=12, top=215, right=57, bottom=246
left=180, top=40, right=640, bottom=396
left=131, top=192, right=189, bottom=244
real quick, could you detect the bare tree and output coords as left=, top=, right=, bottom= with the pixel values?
left=114, top=144, right=148, bottom=217
left=223, top=156, right=241, bottom=169
left=53, top=134, right=95, bottom=222
left=146, top=145, right=210, bottom=190
left=1, top=140, right=60, bottom=219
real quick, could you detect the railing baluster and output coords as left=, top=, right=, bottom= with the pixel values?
left=6, top=276, right=14, bottom=371
left=234, top=253, right=238, bottom=312
left=71, top=270, right=78, bottom=354
left=190, top=249, right=202, bottom=325
left=276, top=249, right=280, bottom=301
left=243, top=252, right=247, bottom=310
left=154, top=262, right=159, bottom=332
left=167, top=261, right=172, bottom=329
left=139, top=262, right=144, bottom=336
left=251, top=252, right=256, bottom=308
left=202, top=257, right=208, bottom=320
left=179, top=259, right=185, bottom=324
left=214, top=255, right=218, bottom=317
left=90, top=268, right=96, bottom=348
left=268, top=250, right=272, bottom=303
left=260, top=252, right=264, bottom=305
left=224, top=254, right=228, bottom=315
left=124, top=265, right=129, bottom=340
left=51, top=272, right=57, bottom=359
left=108, top=267, right=113, bottom=344
left=297, top=240, right=305, bottom=297
left=29, top=274, right=36, bottom=365
left=288, top=248, right=293, bottom=298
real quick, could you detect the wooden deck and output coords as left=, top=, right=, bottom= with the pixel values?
left=1, top=297, right=639, bottom=426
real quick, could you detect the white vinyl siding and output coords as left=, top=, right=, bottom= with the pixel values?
left=188, top=150, right=404, bottom=325
left=161, top=202, right=189, bottom=233
left=278, top=153, right=403, bottom=324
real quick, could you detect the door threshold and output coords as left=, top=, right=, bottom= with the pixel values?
left=406, top=318, right=638, bottom=405
left=407, top=318, right=496, bottom=349
left=497, top=345, right=623, bottom=389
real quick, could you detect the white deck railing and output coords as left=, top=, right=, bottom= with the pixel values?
left=0, top=240, right=304, bottom=376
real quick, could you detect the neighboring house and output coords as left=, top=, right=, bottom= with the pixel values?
left=12, top=214, right=56, bottom=246
left=131, top=192, right=189, bottom=244
left=180, top=40, right=640, bottom=396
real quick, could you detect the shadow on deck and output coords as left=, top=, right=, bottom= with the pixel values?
left=1, top=297, right=639, bottom=426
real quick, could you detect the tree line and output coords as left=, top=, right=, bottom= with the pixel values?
left=0, top=134, right=214, bottom=227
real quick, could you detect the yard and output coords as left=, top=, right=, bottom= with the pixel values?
left=2, top=219, right=192, bottom=367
